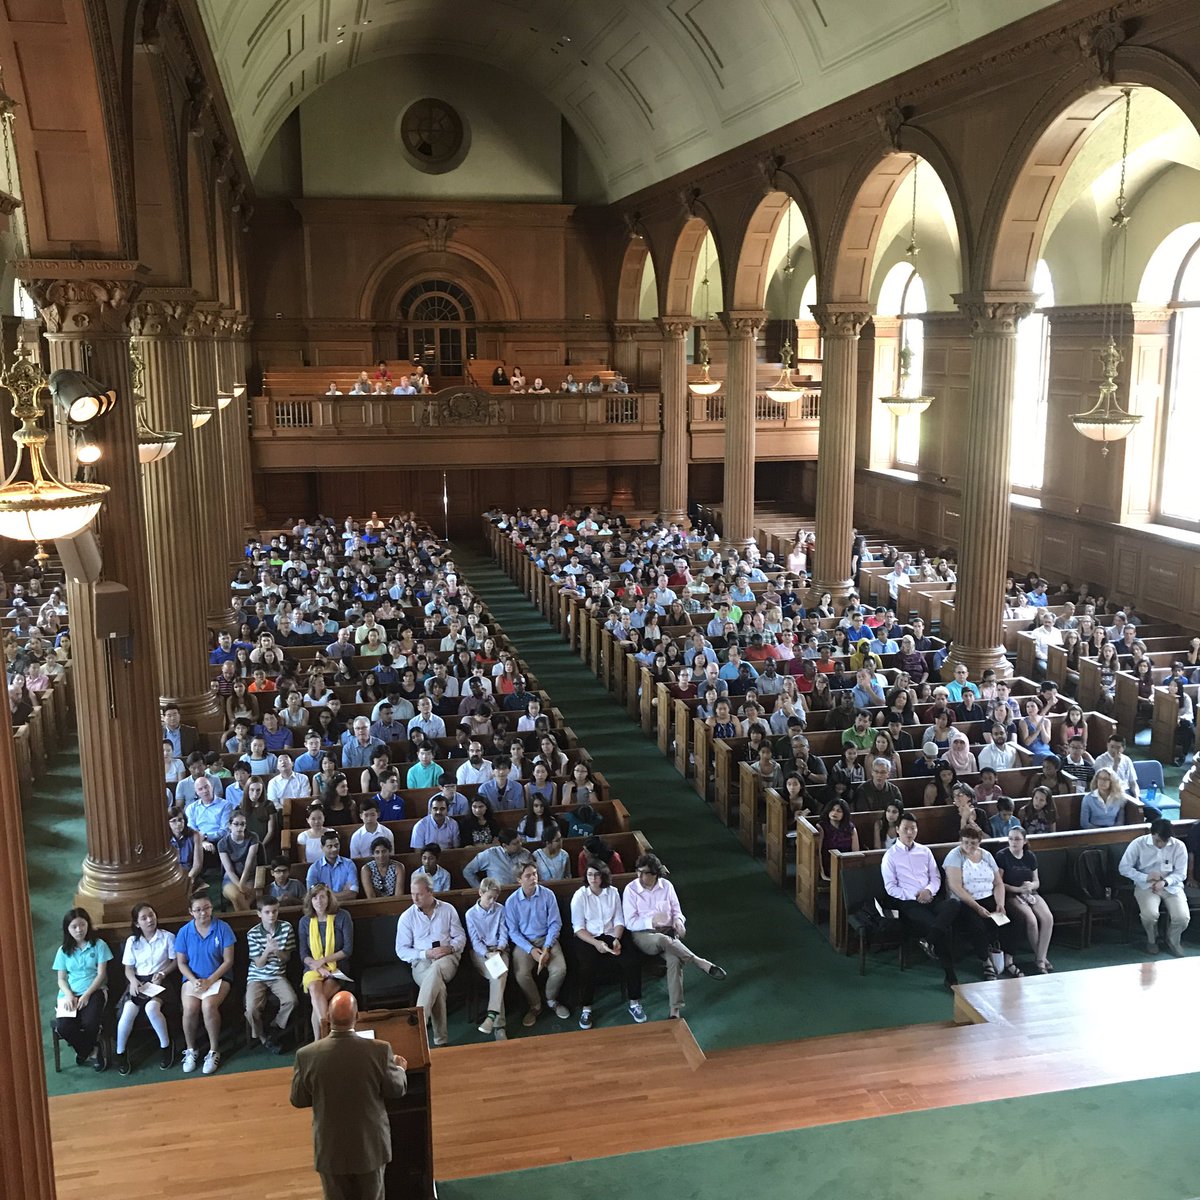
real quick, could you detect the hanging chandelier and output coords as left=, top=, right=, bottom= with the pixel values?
left=0, top=339, right=109, bottom=545
left=879, top=156, right=934, bottom=418
left=1070, top=87, right=1141, bottom=454
left=765, top=202, right=805, bottom=404
left=129, top=345, right=180, bottom=464
left=688, top=235, right=722, bottom=396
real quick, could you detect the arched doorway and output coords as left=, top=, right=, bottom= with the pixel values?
left=397, top=278, right=478, bottom=379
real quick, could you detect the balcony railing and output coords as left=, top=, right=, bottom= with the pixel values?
left=691, top=388, right=820, bottom=427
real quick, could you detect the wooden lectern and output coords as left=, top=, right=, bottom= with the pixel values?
left=356, top=1008, right=434, bottom=1199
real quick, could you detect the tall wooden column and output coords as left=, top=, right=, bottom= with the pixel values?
left=719, top=310, right=766, bottom=549
left=184, top=308, right=237, bottom=631
left=211, top=308, right=241, bottom=563
left=810, top=305, right=871, bottom=601
left=656, top=316, right=691, bottom=524
left=20, top=261, right=189, bottom=922
left=611, top=323, right=640, bottom=383
left=230, top=313, right=255, bottom=538
left=0, top=716, right=56, bottom=1200
left=131, top=293, right=221, bottom=726
left=952, top=291, right=1037, bottom=677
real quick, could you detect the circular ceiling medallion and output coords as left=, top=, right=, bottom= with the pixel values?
left=398, top=97, right=467, bottom=174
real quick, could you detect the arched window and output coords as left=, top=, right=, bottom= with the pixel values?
left=798, top=275, right=817, bottom=320
left=398, top=279, right=477, bottom=377
left=1158, top=232, right=1200, bottom=523
left=1010, top=259, right=1054, bottom=491
left=878, top=263, right=926, bottom=467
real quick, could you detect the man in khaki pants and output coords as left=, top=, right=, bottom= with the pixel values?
left=394, top=875, right=465, bottom=1046
left=621, top=853, right=726, bottom=1019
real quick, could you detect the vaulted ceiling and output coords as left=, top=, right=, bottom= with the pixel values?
left=197, top=0, right=1061, bottom=201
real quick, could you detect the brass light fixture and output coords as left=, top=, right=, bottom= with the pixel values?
left=0, top=339, right=109, bottom=546
left=766, top=201, right=805, bottom=404
left=1070, top=88, right=1141, bottom=454
left=688, top=235, right=722, bottom=396
left=879, top=156, right=934, bottom=419
left=129, top=345, right=181, bottom=464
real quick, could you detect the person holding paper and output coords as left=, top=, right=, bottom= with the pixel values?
left=52, top=907, right=113, bottom=1071
left=394, top=874, right=466, bottom=1047
left=114, top=903, right=176, bottom=1075
left=300, top=883, right=354, bottom=1041
left=466, top=878, right=510, bottom=1039
left=175, top=895, right=236, bottom=1075
left=621, top=853, right=726, bottom=1021
left=944, top=824, right=1023, bottom=980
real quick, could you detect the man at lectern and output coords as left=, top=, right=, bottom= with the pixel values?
left=290, top=990, right=409, bottom=1200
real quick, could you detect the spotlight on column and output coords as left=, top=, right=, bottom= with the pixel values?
left=48, top=369, right=117, bottom=425
left=191, top=403, right=214, bottom=429
left=216, top=390, right=233, bottom=410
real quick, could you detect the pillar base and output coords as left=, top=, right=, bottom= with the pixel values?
left=163, top=687, right=223, bottom=731
left=206, top=605, right=240, bottom=634
left=951, top=643, right=1012, bottom=680
left=809, top=579, right=857, bottom=607
left=76, top=853, right=191, bottom=924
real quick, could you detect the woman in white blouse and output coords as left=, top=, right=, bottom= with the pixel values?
left=115, top=904, right=177, bottom=1074
left=571, top=861, right=644, bottom=1028
left=944, top=824, right=1023, bottom=980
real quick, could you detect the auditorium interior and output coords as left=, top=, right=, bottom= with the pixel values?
left=2, top=2, right=1200, bottom=1198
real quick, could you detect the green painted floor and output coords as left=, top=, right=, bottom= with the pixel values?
left=26, top=538, right=1198, bottom=1200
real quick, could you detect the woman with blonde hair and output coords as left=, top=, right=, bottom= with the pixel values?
left=299, top=883, right=353, bottom=1039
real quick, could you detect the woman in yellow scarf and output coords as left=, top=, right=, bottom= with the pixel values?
left=299, top=884, right=353, bottom=1039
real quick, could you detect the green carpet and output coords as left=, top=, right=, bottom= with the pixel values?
left=25, top=542, right=1193, bottom=1102
left=436, top=1071, right=1200, bottom=1200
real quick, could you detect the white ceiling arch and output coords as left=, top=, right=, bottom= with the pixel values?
left=198, top=0, right=1061, bottom=201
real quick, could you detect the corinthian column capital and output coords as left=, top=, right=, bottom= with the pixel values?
left=718, top=309, right=766, bottom=338
left=656, top=316, right=693, bottom=340
left=953, top=291, right=1038, bottom=334
left=809, top=303, right=872, bottom=338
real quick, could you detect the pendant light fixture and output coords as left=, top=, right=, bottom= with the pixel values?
left=880, top=156, right=934, bottom=418
left=1070, top=88, right=1141, bottom=454
left=688, top=234, right=722, bottom=396
left=765, top=201, right=805, bottom=404
left=129, top=345, right=181, bottom=465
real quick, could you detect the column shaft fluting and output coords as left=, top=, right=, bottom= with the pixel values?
left=21, top=265, right=189, bottom=921
left=132, top=296, right=221, bottom=725
left=719, top=311, right=765, bottom=549
left=810, top=305, right=871, bottom=599
left=952, top=292, right=1037, bottom=676
left=656, top=317, right=691, bottom=524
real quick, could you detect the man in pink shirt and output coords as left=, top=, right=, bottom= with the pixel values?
left=881, top=813, right=958, bottom=990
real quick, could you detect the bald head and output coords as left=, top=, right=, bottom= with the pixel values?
left=328, top=990, right=358, bottom=1031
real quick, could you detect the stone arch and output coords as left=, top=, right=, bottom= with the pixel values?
left=823, top=131, right=971, bottom=305
left=982, top=49, right=1200, bottom=291
left=615, top=237, right=659, bottom=321
left=357, top=242, right=520, bottom=322
left=729, top=182, right=820, bottom=311
left=662, top=215, right=722, bottom=318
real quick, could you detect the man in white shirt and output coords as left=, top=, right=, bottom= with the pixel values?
left=455, top=741, right=493, bottom=786
left=977, top=726, right=1021, bottom=773
left=1119, top=819, right=1190, bottom=955
left=394, top=876, right=465, bottom=1046
left=267, top=754, right=312, bottom=809
left=1093, top=734, right=1141, bottom=803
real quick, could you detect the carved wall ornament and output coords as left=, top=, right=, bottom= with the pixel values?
left=679, top=185, right=702, bottom=217
left=757, top=152, right=785, bottom=196
left=875, top=102, right=912, bottom=151
left=419, top=389, right=501, bottom=427
left=409, top=214, right=460, bottom=252
left=1078, top=12, right=1132, bottom=83
left=655, top=317, right=692, bottom=340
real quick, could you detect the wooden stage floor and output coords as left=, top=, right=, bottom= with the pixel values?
left=49, top=959, right=1200, bottom=1197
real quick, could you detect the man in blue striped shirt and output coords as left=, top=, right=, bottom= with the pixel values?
left=504, top=862, right=568, bottom=1026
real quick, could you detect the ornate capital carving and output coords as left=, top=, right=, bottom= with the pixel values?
left=809, top=304, right=872, bottom=338
left=0, top=189, right=21, bottom=217
left=182, top=306, right=217, bottom=339
left=954, top=291, right=1038, bottom=334
left=129, top=296, right=195, bottom=339
left=15, top=260, right=147, bottom=335
left=1077, top=15, right=1131, bottom=84
left=655, top=317, right=693, bottom=341
left=409, top=214, right=460, bottom=252
left=719, top=310, right=767, bottom=338
left=874, top=101, right=911, bottom=152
